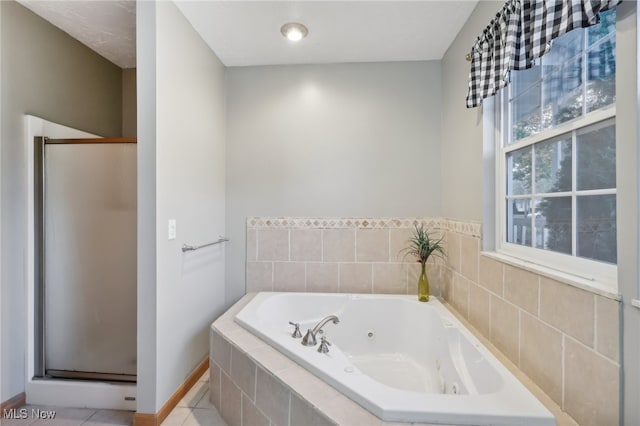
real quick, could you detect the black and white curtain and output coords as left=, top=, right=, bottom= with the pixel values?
left=466, top=0, right=622, bottom=108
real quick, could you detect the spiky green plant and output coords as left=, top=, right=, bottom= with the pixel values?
left=401, top=224, right=446, bottom=265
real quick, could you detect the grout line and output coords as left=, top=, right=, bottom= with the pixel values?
left=371, top=261, right=375, bottom=293
left=517, top=309, right=521, bottom=367
left=304, top=262, right=308, bottom=292
left=466, top=276, right=471, bottom=319
left=256, top=230, right=260, bottom=261
left=593, top=295, right=598, bottom=351
left=500, top=263, right=505, bottom=298
left=561, top=334, right=566, bottom=409
left=537, top=276, right=541, bottom=319
left=271, top=262, right=274, bottom=291
left=353, top=229, right=357, bottom=262
left=253, top=363, right=257, bottom=402
left=564, top=331, right=620, bottom=365
left=239, top=389, right=243, bottom=426
left=489, top=293, right=493, bottom=340
left=387, top=229, right=391, bottom=263
left=475, top=237, right=480, bottom=284
left=370, top=263, right=374, bottom=294
left=405, top=263, right=410, bottom=295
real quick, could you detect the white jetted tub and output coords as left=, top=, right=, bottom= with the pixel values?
left=235, top=292, right=555, bottom=426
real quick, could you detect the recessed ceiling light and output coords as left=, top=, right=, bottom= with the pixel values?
left=280, top=22, right=308, bottom=42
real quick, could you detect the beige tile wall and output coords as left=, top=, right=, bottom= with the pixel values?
left=244, top=217, right=621, bottom=426
left=441, top=229, right=621, bottom=426
left=245, top=217, right=458, bottom=297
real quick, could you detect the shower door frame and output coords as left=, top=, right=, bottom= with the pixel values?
left=33, top=136, right=137, bottom=383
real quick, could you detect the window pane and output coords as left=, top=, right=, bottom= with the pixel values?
left=577, top=123, right=616, bottom=190
left=538, top=196, right=572, bottom=254
left=588, top=9, right=616, bottom=46
left=545, top=28, right=584, bottom=64
left=577, top=194, right=617, bottom=263
left=507, top=146, right=532, bottom=195
left=587, top=37, right=616, bottom=112
left=507, top=199, right=532, bottom=247
left=543, top=57, right=583, bottom=128
left=535, top=138, right=572, bottom=193
left=510, top=67, right=542, bottom=142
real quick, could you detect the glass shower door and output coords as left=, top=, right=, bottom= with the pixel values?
left=42, top=139, right=137, bottom=381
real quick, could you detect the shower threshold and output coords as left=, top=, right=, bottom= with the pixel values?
left=45, top=369, right=136, bottom=383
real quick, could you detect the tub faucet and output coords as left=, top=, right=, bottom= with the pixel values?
left=301, top=315, right=340, bottom=346
left=317, top=336, right=332, bottom=354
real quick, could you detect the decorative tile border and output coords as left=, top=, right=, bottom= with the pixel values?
left=247, top=216, right=481, bottom=237
left=441, top=218, right=482, bottom=238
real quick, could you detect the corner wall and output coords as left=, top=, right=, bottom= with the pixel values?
left=225, top=61, right=443, bottom=306
left=0, top=0, right=122, bottom=404
left=137, top=1, right=227, bottom=413
left=440, top=1, right=500, bottom=221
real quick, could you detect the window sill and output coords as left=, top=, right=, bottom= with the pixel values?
left=481, top=251, right=621, bottom=301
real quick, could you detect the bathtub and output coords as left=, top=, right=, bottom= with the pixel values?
left=235, top=292, right=556, bottom=425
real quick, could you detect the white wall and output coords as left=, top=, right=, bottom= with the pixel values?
left=440, top=1, right=501, bottom=222
left=136, top=0, right=157, bottom=412
left=225, top=61, right=442, bottom=304
left=137, top=1, right=226, bottom=413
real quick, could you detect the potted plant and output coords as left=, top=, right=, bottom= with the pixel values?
left=401, top=224, right=446, bottom=302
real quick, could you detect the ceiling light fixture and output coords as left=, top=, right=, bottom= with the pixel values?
left=280, top=22, right=308, bottom=42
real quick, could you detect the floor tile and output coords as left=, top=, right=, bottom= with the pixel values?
left=160, top=407, right=191, bottom=426
left=178, top=381, right=208, bottom=408
left=28, top=406, right=95, bottom=426
left=181, top=408, right=227, bottom=426
left=1, top=408, right=40, bottom=426
left=194, top=391, right=215, bottom=410
left=83, top=409, right=134, bottom=425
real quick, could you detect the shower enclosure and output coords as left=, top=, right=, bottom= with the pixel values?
left=34, top=136, right=137, bottom=382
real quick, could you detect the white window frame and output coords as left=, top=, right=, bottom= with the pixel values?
left=495, top=66, right=618, bottom=293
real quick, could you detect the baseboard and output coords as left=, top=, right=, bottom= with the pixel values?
left=1, top=392, right=27, bottom=416
left=133, top=358, right=209, bottom=426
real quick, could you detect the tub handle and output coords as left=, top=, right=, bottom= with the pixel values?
left=288, top=322, right=302, bottom=338
left=318, top=336, right=332, bottom=354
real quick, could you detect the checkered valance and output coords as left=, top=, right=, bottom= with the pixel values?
left=466, top=0, right=622, bottom=108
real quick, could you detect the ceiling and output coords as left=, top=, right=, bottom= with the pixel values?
left=17, top=1, right=479, bottom=69
left=18, top=0, right=136, bottom=69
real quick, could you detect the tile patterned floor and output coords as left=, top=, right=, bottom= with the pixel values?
left=161, top=369, right=227, bottom=426
left=1, top=369, right=227, bottom=426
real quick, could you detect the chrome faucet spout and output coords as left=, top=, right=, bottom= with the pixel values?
left=312, top=315, right=340, bottom=335
left=301, top=315, right=340, bottom=346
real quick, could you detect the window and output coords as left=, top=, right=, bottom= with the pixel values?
left=498, top=10, right=617, bottom=287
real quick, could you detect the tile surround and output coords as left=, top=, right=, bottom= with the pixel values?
left=440, top=225, right=620, bottom=426
left=519, top=312, right=563, bottom=405
left=243, top=217, right=620, bottom=425
left=246, top=217, right=477, bottom=295
left=322, top=229, right=356, bottom=262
